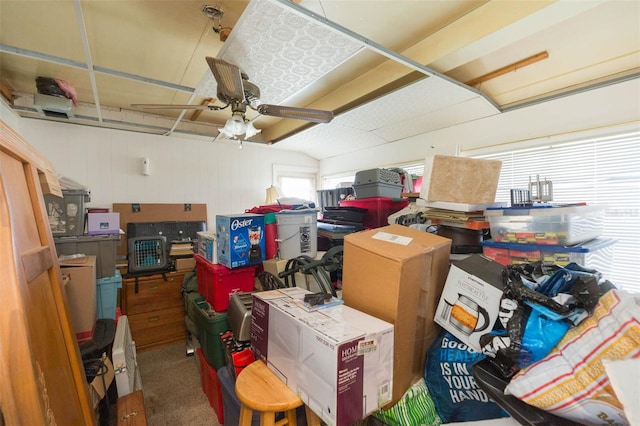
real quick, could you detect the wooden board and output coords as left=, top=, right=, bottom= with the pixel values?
left=112, top=203, right=207, bottom=257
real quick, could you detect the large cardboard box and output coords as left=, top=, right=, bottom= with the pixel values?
left=434, top=254, right=505, bottom=352
left=60, top=255, right=97, bottom=343
left=420, top=155, right=502, bottom=204
left=342, top=224, right=451, bottom=405
left=215, top=214, right=265, bottom=269
left=251, top=287, right=394, bottom=426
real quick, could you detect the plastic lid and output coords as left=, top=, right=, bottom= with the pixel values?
left=485, top=203, right=605, bottom=216
left=481, top=237, right=616, bottom=252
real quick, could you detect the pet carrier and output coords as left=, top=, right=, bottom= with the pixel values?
left=127, top=236, right=168, bottom=273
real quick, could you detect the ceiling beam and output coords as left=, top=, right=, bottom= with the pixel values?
left=465, top=51, right=549, bottom=87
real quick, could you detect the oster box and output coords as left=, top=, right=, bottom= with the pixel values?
left=216, top=214, right=265, bottom=269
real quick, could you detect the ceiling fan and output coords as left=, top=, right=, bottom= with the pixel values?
left=132, top=57, right=334, bottom=140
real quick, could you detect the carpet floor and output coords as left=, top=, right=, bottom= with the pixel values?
left=109, top=340, right=221, bottom=426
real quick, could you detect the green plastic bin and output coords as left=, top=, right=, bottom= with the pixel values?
left=194, top=296, right=230, bottom=369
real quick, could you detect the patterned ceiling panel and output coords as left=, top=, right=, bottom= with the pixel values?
left=202, top=0, right=364, bottom=104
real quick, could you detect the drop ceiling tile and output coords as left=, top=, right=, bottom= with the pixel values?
left=213, top=0, right=364, bottom=104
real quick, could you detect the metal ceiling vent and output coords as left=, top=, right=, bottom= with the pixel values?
left=33, top=93, right=75, bottom=119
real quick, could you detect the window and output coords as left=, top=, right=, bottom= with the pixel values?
left=470, top=131, right=640, bottom=294
left=273, top=164, right=317, bottom=202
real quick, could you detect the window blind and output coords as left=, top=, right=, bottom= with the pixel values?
left=472, top=131, right=640, bottom=294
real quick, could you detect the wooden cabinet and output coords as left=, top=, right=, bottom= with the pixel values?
left=0, top=121, right=95, bottom=424
left=122, top=271, right=187, bottom=351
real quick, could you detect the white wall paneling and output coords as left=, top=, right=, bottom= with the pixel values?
left=16, top=118, right=318, bottom=228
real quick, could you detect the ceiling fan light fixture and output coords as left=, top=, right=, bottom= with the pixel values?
left=221, top=114, right=246, bottom=137
left=245, top=121, right=261, bottom=138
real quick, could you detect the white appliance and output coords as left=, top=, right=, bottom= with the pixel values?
left=112, top=315, right=143, bottom=396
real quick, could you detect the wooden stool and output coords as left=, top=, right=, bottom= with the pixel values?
left=235, top=360, right=321, bottom=426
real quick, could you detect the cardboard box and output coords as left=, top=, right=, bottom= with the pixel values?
left=341, top=224, right=451, bottom=405
left=216, top=214, right=265, bottom=269
left=197, top=231, right=216, bottom=264
left=434, top=254, right=505, bottom=352
left=261, top=257, right=323, bottom=292
left=420, top=155, right=502, bottom=204
left=175, top=256, right=196, bottom=272
left=251, top=287, right=394, bottom=426
left=87, top=212, right=120, bottom=235
left=89, top=356, right=115, bottom=409
left=60, top=255, right=97, bottom=343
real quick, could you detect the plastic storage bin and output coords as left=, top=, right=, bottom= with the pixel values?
left=485, top=204, right=605, bottom=245
left=340, top=197, right=409, bottom=229
left=194, top=296, right=230, bottom=370
left=44, top=188, right=90, bottom=236
left=217, top=365, right=306, bottom=426
left=96, top=269, right=122, bottom=319
left=481, top=237, right=616, bottom=277
left=276, top=210, right=318, bottom=259
left=316, top=188, right=354, bottom=210
left=194, top=254, right=256, bottom=312
left=218, top=364, right=259, bottom=426
left=353, top=168, right=403, bottom=198
left=353, top=182, right=403, bottom=199
left=54, top=234, right=120, bottom=278
left=196, top=347, right=224, bottom=424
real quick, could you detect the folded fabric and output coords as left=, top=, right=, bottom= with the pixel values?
left=504, top=289, right=640, bottom=426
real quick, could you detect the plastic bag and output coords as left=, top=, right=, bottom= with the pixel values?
left=373, top=378, right=441, bottom=426
left=423, top=331, right=508, bottom=423
left=479, top=261, right=613, bottom=378
left=505, top=289, right=640, bottom=426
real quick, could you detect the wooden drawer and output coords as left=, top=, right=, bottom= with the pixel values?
left=122, top=272, right=185, bottom=315
left=128, top=306, right=186, bottom=351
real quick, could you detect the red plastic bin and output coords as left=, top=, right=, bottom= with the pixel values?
left=339, top=197, right=408, bottom=229
left=194, top=254, right=256, bottom=312
left=196, top=347, right=224, bottom=424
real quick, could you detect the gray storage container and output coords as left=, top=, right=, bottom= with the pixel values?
left=54, top=234, right=119, bottom=278
left=353, top=182, right=403, bottom=199
left=44, top=189, right=91, bottom=236
left=354, top=168, right=401, bottom=185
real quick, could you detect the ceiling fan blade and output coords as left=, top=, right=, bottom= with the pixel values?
left=131, top=103, right=213, bottom=110
left=256, top=104, right=334, bottom=123
left=206, top=57, right=245, bottom=101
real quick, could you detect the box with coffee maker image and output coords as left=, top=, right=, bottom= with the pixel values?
left=216, top=213, right=265, bottom=269
left=434, top=254, right=506, bottom=352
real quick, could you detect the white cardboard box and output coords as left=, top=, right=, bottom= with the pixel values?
left=434, top=254, right=505, bottom=352
left=196, top=230, right=216, bottom=264
left=251, top=287, right=394, bottom=426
